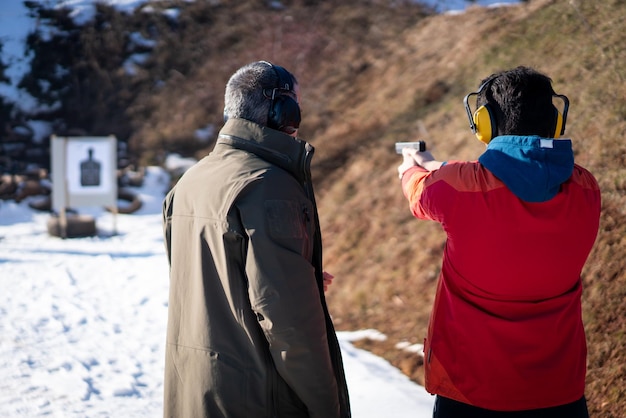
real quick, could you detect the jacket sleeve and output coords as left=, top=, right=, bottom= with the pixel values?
left=400, top=163, right=466, bottom=224
left=237, top=173, right=341, bottom=418
left=401, top=165, right=444, bottom=222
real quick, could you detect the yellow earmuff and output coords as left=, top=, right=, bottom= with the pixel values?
left=464, top=83, right=570, bottom=144
left=553, top=110, right=563, bottom=139
left=473, top=104, right=496, bottom=144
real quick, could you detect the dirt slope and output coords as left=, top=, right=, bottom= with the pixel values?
left=298, top=2, right=625, bottom=416
left=49, top=0, right=622, bottom=414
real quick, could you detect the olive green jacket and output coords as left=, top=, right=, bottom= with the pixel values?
left=163, top=118, right=350, bottom=418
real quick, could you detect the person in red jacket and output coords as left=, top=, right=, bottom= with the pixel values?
left=397, top=66, right=600, bottom=417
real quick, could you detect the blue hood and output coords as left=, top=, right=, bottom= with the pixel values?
left=478, top=135, right=574, bottom=202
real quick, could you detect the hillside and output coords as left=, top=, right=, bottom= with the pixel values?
left=2, top=0, right=625, bottom=415
left=309, top=2, right=626, bottom=416
left=310, top=2, right=626, bottom=416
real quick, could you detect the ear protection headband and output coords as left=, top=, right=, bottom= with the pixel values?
left=262, top=62, right=301, bottom=134
left=463, top=81, right=569, bottom=144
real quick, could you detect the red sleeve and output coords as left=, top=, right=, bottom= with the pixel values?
left=401, top=163, right=463, bottom=223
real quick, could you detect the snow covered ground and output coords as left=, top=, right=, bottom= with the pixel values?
left=0, top=167, right=435, bottom=417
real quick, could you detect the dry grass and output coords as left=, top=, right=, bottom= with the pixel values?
left=306, top=1, right=626, bottom=416
left=33, top=0, right=624, bottom=414
left=131, top=0, right=626, bottom=414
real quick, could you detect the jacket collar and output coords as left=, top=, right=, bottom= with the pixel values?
left=478, top=135, right=574, bottom=202
left=216, top=118, right=313, bottom=183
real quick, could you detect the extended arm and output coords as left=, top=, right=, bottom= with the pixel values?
left=397, top=148, right=444, bottom=179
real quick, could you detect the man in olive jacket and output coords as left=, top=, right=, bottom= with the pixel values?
left=162, top=61, right=351, bottom=418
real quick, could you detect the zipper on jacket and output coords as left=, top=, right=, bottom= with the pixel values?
left=301, top=207, right=311, bottom=258
left=301, top=143, right=314, bottom=198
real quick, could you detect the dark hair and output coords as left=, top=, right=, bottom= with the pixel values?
left=477, top=66, right=557, bottom=137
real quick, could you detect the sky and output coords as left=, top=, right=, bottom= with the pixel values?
left=0, top=166, right=436, bottom=417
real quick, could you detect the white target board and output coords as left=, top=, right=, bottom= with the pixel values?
left=51, top=135, right=117, bottom=211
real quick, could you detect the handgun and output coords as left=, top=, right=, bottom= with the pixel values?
left=395, top=141, right=426, bottom=154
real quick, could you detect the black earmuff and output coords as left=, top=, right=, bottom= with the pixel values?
left=263, top=63, right=301, bottom=134
left=463, top=82, right=569, bottom=144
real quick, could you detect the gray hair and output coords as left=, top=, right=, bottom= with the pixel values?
left=223, top=61, right=277, bottom=125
